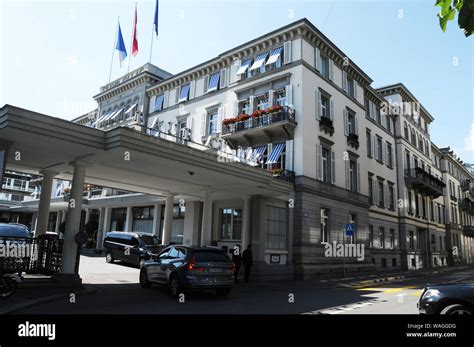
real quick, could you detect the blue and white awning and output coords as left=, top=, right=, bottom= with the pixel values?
left=249, top=52, right=269, bottom=71
left=252, top=145, right=267, bottom=163
left=110, top=108, right=123, bottom=121
left=154, top=94, right=164, bottom=111
left=124, top=103, right=137, bottom=118
left=236, top=59, right=252, bottom=75
left=265, top=47, right=283, bottom=65
left=92, top=111, right=112, bottom=127
left=266, top=143, right=285, bottom=164
left=207, top=73, right=220, bottom=92
left=178, top=84, right=190, bottom=102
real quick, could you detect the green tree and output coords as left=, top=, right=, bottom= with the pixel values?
left=436, top=0, right=474, bottom=37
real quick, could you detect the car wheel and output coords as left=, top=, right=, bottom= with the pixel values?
left=139, top=259, right=145, bottom=268
left=169, top=275, right=183, bottom=298
left=105, top=252, right=114, bottom=263
left=139, top=268, right=151, bottom=288
left=440, top=304, right=473, bottom=315
left=216, top=288, right=231, bottom=297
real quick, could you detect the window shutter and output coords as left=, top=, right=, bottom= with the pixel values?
left=329, top=60, right=334, bottom=81
left=331, top=151, right=336, bottom=184
left=189, top=80, right=196, bottom=100
left=357, top=163, right=361, bottom=193
left=354, top=116, right=358, bottom=135
left=149, top=95, right=156, bottom=114
left=342, top=71, right=348, bottom=93
left=249, top=96, right=255, bottom=114
left=200, top=112, right=207, bottom=139
left=315, top=47, right=321, bottom=71
left=384, top=184, right=389, bottom=208
left=354, top=82, right=358, bottom=100
left=381, top=111, right=386, bottom=128
left=345, top=160, right=350, bottom=190
left=232, top=60, right=241, bottom=83
left=343, top=109, right=349, bottom=136
left=232, top=100, right=239, bottom=117
left=372, top=135, right=377, bottom=160
left=268, top=90, right=274, bottom=106
left=186, top=116, right=194, bottom=141
left=315, top=90, right=321, bottom=120
left=285, top=140, right=294, bottom=171
left=316, top=144, right=322, bottom=180
left=285, top=84, right=293, bottom=106
left=384, top=143, right=389, bottom=165
left=329, top=100, right=334, bottom=120
left=203, top=75, right=209, bottom=94
left=217, top=106, right=224, bottom=134
left=219, top=68, right=227, bottom=89
left=283, top=41, right=292, bottom=65
left=163, top=90, right=169, bottom=108
left=372, top=179, right=377, bottom=205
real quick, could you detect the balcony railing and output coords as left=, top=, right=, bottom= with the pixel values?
left=346, top=133, right=359, bottom=149
left=404, top=167, right=445, bottom=198
left=450, top=195, right=458, bottom=202
left=463, top=225, right=474, bottom=237
left=460, top=198, right=474, bottom=215
left=272, top=169, right=295, bottom=183
left=221, top=106, right=295, bottom=136
left=461, top=179, right=471, bottom=192
left=319, top=116, right=334, bottom=136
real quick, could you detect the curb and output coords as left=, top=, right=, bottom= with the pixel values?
left=0, top=285, right=99, bottom=314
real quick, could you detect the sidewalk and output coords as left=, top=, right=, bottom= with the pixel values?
left=0, top=276, right=97, bottom=314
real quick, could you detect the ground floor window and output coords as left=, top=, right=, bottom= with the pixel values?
left=132, top=206, right=154, bottom=233
left=320, top=208, right=330, bottom=243
left=160, top=205, right=185, bottom=243
left=266, top=206, right=287, bottom=250
left=220, top=208, right=242, bottom=241
left=110, top=208, right=127, bottom=231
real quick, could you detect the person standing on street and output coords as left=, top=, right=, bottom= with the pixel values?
left=232, top=245, right=242, bottom=284
left=242, top=244, right=253, bottom=283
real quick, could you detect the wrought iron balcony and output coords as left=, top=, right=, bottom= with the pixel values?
left=463, top=225, right=474, bottom=237
left=461, top=179, right=471, bottom=192
left=460, top=197, right=474, bottom=215
left=319, top=116, right=334, bottom=136
left=346, top=133, right=359, bottom=149
left=221, top=106, right=296, bottom=148
left=404, top=167, right=445, bottom=198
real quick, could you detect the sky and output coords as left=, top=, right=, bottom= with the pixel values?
left=0, top=0, right=472, bottom=162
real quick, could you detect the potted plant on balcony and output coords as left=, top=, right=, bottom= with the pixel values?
left=272, top=168, right=284, bottom=177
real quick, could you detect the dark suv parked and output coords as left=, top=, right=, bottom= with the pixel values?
left=103, top=232, right=163, bottom=268
left=139, top=245, right=234, bottom=297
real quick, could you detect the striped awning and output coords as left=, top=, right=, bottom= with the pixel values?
left=207, top=72, right=220, bottom=92
left=266, top=143, right=285, bottom=164
left=125, top=103, right=138, bottom=115
left=236, top=59, right=252, bottom=75
left=91, top=111, right=112, bottom=127
left=265, top=47, right=283, bottom=65
left=178, top=84, right=190, bottom=102
left=252, top=146, right=267, bottom=163
left=110, top=108, right=123, bottom=120
left=249, top=52, right=269, bottom=71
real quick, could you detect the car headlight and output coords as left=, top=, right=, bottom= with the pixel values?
left=422, top=289, right=440, bottom=299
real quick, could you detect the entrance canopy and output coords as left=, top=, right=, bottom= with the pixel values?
left=0, top=105, right=293, bottom=201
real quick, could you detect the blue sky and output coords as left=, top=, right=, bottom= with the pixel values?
left=0, top=0, right=472, bottom=162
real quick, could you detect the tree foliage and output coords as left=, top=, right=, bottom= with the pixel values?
left=436, top=0, right=474, bottom=37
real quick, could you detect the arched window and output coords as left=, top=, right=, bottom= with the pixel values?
left=404, top=122, right=409, bottom=140
left=411, top=128, right=416, bottom=146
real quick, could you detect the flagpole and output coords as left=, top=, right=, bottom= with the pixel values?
left=150, top=0, right=158, bottom=63
left=149, top=24, right=154, bottom=63
left=109, top=17, right=119, bottom=83
left=128, top=3, right=137, bottom=74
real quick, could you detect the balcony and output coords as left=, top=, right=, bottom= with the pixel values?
left=319, top=116, right=334, bottom=136
left=463, top=226, right=474, bottom=237
left=450, top=195, right=458, bottom=202
left=272, top=169, right=295, bottom=183
left=404, top=167, right=445, bottom=198
left=346, top=133, right=359, bottom=149
left=460, top=197, right=474, bottom=215
left=221, top=106, right=296, bottom=148
left=461, top=179, right=471, bottom=192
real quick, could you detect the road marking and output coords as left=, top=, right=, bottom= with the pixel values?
left=302, top=299, right=382, bottom=315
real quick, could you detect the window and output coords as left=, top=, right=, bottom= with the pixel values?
left=376, top=107, right=381, bottom=124
left=415, top=193, right=420, bottom=216
left=388, top=185, right=395, bottom=210
left=321, top=94, right=330, bottom=118
left=379, top=227, right=385, bottom=249
left=347, top=76, right=355, bottom=98
left=274, top=88, right=286, bottom=106
left=320, top=208, right=329, bottom=243
left=405, top=151, right=411, bottom=170
left=249, top=52, right=269, bottom=74
left=368, top=176, right=373, bottom=204
left=381, top=258, right=387, bottom=268
left=409, top=231, right=414, bottom=249
left=265, top=46, right=283, bottom=69
left=408, top=191, right=413, bottom=214
left=220, top=208, right=242, bottom=240
left=365, top=98, right=370, bottom=118
left=240, top=99, right=251, bottom=115
left=422, top=197, right=426, bottom=219
left=369, top=225, right=374, bottom=248
left=387, top=143, right=393, bottom=167
left=110, top=208, right=127, bottom=231
left=266, top=206, right=287, bottom=250
left=178, top=84, right=190, bottom=103
left=411, top=129, right=416, bottom=147
left=256, top=94, right=269, bottom=110
left=322, top=147, right=331, bottom=183
left=376, top=137, right=383, bottom=162
left=132, top=206, right=155, bottom=233
left=207, top=72, right=220, bottom=92
left=404, top=122, right=409, bottom=140
left=389, top=229, right=395, bottom=249
left=349, top=160, right=357, bottom=192
left=207, top=109, right=218, bottom=135
left=321, top=56, right=330, bottom=79
left=349, top=213, right=357, bottom=243
left=378, top=181, right=384, bottom=207
left=385, top=115, right=391, bottom=133
left=347, top=112, right=356, bottom=134
left=237, top=58, right=253, bottom=79
left=366, top=130, right=372, bottom=157
left=392, top=258, right=397, bottom=267
left=154, top=94, right=164, bottom=112
left=176, top=119, right=188, bottom=144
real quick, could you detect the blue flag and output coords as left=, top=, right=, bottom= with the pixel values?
left=115, top=22, right=127, bottom=66
left=153, top=0, right=159, bottom=37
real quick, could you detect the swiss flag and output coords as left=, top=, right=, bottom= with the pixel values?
left=131, top=5, right=139, bottom=57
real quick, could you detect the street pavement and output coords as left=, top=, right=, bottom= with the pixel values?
left=10, top=255, right=474, bottom=314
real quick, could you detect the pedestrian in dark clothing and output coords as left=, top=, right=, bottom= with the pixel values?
left=242, top=244, right=253, bottom=283
left=232, top=246, right=242, bottom=284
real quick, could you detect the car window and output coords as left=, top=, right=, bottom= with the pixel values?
left=193, top=251, right=231, bottom=263
left=167, top=248, right=179, bottom=259
left=158, top=247, right=171, bottom=259
left=140, top=235, right=159, bottom=245
left=176, top=248, right=186, bottom=259
left=130, top=238, right=139, bottom=247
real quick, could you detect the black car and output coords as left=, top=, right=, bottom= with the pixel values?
left=0, top=223, right=32, bottom=238
left=103, top=231, right=163, bottom=268
left=139, top=245, right=234, bottom=298
left=418, top=282, right=474, bottom=314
